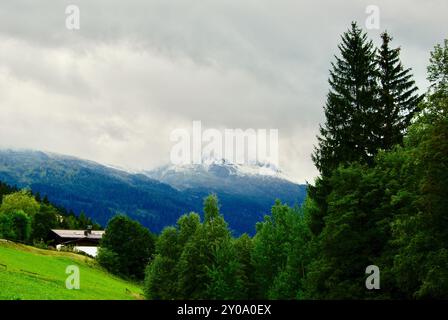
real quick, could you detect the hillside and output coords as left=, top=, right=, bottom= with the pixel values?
left=0, top=149, right=199, bottom=233
left=0, top=240, right=143, bottom=300
left=0, top=149, right=307, bottom=235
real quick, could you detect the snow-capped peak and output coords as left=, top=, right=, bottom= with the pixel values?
left=148, top=156, right=292, bottom=182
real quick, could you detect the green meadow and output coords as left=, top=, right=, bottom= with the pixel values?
left=0, top=241, right=143, bottom=300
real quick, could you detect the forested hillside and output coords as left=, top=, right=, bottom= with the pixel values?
left=0, top=151, right=305, bottom=235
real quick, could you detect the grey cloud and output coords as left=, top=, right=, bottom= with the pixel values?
left=0, top=0, right=446, bottom=182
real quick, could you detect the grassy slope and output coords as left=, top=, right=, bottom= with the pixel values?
left=0, top=240, right=143, bottom=300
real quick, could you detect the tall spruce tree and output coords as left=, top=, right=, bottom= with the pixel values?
left=376, top=32, right=420, bottom=149
left=313, top=22, right=378, bottom=177
left=309, top=22, right=378, bottom=235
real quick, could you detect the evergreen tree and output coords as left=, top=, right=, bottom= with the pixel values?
left=313, top=22, right=378, bottom=177
left=302, top=163, right=394, bottom=299
left=309, top=22, right=379, bottom=236
left=376, top=32, right=421, bottom=149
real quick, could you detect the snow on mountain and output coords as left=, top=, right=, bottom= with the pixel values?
left=145, top=157, right=295, bottom=187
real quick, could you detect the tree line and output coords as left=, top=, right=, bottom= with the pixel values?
left=304, top=23, right=447, bottom=299
left=0, top=182, right=100, bottom=245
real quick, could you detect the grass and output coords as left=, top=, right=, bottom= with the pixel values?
left=0, top=240, right=144, bottom=300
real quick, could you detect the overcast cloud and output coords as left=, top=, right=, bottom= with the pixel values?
left=0, top=0, right=446, bottom=183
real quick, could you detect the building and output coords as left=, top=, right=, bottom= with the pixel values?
left=50, top=227, right=105, bottom=257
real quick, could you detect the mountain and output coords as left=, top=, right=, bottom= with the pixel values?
left=144, top=158, right=294, bottom=191
left=144, top=159, right=306, bottom=232
left=0, top=149, right=196, bottom=233
left=0, top=149, right=306, bottom=235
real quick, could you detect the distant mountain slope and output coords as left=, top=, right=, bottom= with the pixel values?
left=144, top=159, right=307, bottom=232
left=0, top=149, right=195, bottom=233
left=0, top=150, right=306, bottom=235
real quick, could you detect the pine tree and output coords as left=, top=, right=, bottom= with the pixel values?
left=376, top=32, right=421, bottom=149
left=313, top=22, right=379, bottom=177
left=309, top=22, right=378, bottom=235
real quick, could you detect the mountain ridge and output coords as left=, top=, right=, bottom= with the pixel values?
left=0, top=149, right=307, bottom=235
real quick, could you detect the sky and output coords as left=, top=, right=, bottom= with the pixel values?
left=0, top=0, right=446, bottom=183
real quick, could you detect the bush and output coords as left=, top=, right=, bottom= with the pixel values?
left=33, top=239, right=49, bottom=250
left=97, top=248, right=120, bottom=274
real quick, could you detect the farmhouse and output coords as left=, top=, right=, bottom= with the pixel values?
left=50, top=227, right=105, bottom=257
